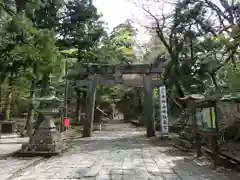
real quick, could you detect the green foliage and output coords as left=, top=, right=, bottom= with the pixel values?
left=1, top=14, right=63, bottom=80
left=98, top=21, right=137, bottom=64
left=2, top=0, right=239, bottom=127
left=26, top=0, right=64, bottom=30
left=226, top=65, right=240, bottom=93
left=0, top=0, right=65, bottom=123
left=60, top=0, right=105, bottom=50
left=140, top=0, right=240, bottom=99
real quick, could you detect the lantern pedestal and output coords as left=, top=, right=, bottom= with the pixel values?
left=17, top=119, right=66, bottom=156
left=22, top=118, right=64, bottom=154
left=20, top=124, right=65, bottom=157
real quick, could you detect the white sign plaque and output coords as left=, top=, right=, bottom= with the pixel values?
left=159, top=85, right=169, bottom=137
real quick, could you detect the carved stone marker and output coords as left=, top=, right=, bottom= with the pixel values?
left=18, top=87, right=64, bottom=156
left=82, top=75, right=97, bottom=137
left=143, top=74, right=155, bottom=137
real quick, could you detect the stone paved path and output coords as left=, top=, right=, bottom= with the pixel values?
left=4, top=120, right=240, bottom=180
left=0, top=136, right=40, bottom=180
left=0, top=157, right=43, bottom=180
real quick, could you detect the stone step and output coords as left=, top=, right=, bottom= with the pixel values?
left=0, top=133, right=20, bottom=139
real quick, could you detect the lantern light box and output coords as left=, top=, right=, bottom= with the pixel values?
left=196, top=107, right=217, bottom=132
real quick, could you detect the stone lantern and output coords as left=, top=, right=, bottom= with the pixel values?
left=19, top=86, right=64, bottom=156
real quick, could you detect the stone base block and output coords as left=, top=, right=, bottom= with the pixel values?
left=159, top=136, right=170, bottom=140
left=138, top=116, right=145, bottom=126
left=93, top=124, right=101, bottom=131
left=16, top=141, right=68, bottom=157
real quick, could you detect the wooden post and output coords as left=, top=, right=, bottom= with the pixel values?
left=143, top=74, right=155, bottom=137
left=196, top=133, right=202, bottom=157
left=193, top=109, right=202, bottom=157
left=82, top=75, right=97, bottom=137
left=211, top=135, right=219, bottom=167
left=212, top=104, right=219, bottom=167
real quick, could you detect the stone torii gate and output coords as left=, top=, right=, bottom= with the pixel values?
left=69, top=56, right=169, bottom=138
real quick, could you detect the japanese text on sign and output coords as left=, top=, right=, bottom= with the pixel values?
left=159, top=85, right=169, bottom=137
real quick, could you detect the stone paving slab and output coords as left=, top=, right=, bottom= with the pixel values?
left=0, top=144, right=22, bottom=157
left=0, top=137, right=29, bottom=159
left=0, top=157, right=42, bottom=180
left=0, top=137, right=29, bottom=144
left=1, top=121, right=240, bottom=180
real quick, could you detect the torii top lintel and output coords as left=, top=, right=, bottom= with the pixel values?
left=79, top=56, right=169, bottom=75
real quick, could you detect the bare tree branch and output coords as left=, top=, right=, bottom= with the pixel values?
left=212, top=50, right=236, bottom=73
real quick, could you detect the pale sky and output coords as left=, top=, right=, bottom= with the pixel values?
left=92, top=0, right=175, bottom=44
left=93, top=0, right=135, bottom=31
left=92, top=0, right=151, bottom=43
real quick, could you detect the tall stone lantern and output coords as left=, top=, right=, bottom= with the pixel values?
left=20, top=86, right=64, bottom=156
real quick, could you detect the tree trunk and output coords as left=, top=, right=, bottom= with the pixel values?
left=25, top=69, right=37, bottom=137
left=210, top=72, right=219, bottom=90
left=0, top=84, right=3, bottom=113
left=136, top=87, right=143, bottom=115
left=0, top=73, right=6, bottom=112
left=2, top=73, right=13, bottom=121
left=34, top=74, right=49, bottom=131
left=79, top=105, right=83, bottom=124
left=40, top=75, right=49, bottom=97
left=76, top=90, right=81, bottom=124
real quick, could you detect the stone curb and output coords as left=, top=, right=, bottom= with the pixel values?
left=0, top=136, right=21, bottom=139
left=0, top=137, right=29, bottom=145
left=0, top=142, right=27, bottom=144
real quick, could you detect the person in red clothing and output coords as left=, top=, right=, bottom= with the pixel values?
left=64, top=117, right=70, bottom=130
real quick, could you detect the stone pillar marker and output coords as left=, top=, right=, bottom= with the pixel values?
left=18, top=86, right=65, bottom=156
left=82, top=75, right=97, bottom=137
left=143, top=74, right=155, bottom=137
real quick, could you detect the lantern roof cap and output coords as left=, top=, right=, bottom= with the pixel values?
left=220, top=93, right=240, bottom=101
left=37, top=95, right=61, bottom=103
left=179, top=94, right=205, bottom=101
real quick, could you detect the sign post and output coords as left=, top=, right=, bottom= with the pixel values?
left=159, top=85, right=169, bottom=138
